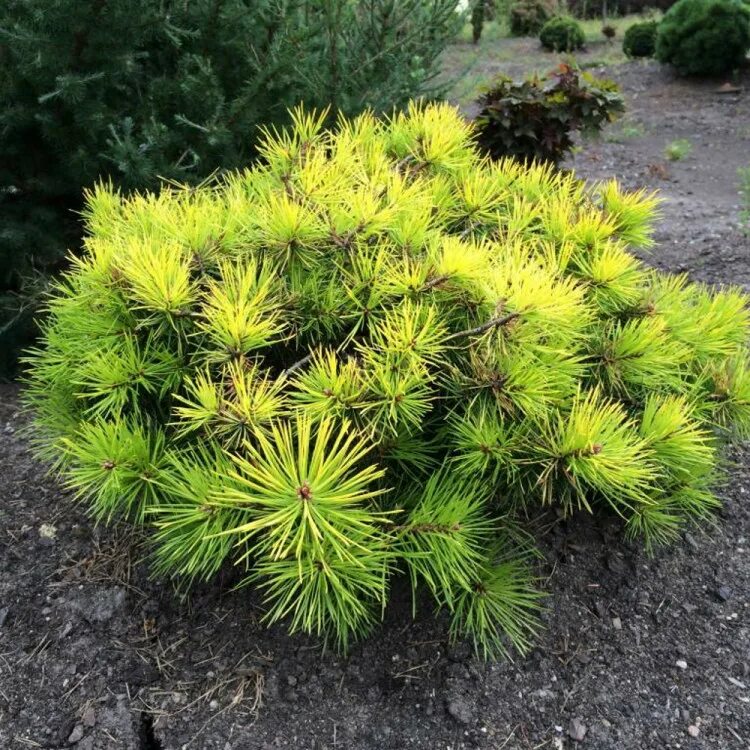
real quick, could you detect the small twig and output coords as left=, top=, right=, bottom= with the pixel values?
left=419, top=274, right=452, bottom=293
left=445, top=312, right=520, bottom=342
left=281, top=352, right=313, bottom=378
left=498, top=726, right=520, bottom=749
left=394, top=522, right=459, bottom=534
left=61, top=669, right=91, bottom=701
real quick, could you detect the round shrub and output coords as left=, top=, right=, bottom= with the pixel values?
left=25, top=103, right=750, bottom=656
left=509, top=0, right=558, bottom=35
left=655, top=0, right=750, bottom=75
left=540, top=16, right=586, bottom=51
left=623, top=20, right=659, bottom=57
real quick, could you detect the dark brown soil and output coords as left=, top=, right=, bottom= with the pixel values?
left=1, top=57, right=750, bottom=750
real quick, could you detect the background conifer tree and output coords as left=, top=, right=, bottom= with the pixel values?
left=0, top=0, right=460, bottom=374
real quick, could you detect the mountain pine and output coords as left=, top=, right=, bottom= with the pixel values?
left=24, top=103, right=750, bottom=655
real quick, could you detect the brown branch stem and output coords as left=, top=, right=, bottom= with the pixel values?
left=395, top=522, right=461, bottom=534
left=445, top=312, right=520, bottom=342
left=281, top=353, right=313, bottom=378
left=419, top=274, right=452, bottom=293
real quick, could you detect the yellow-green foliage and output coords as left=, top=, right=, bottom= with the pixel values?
left=25, top=103, right=750, bottom=655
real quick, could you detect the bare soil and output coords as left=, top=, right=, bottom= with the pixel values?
left=1, top=51, right=750, bottom=750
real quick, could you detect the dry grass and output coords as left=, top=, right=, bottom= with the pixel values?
left=136, top=647, right=270, bottom=747
left=47, top=523, right=148, bottom=597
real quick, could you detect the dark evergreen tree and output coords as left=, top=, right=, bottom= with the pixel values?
left=472, top=0, right=487, bottom=42
left=0, top=0, right=460, bottom=375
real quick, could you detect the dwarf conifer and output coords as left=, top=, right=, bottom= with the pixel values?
left=24, top=104, right=750, bottom=655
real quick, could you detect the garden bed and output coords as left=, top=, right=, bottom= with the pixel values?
left=1, top=56, right=749, bottom=750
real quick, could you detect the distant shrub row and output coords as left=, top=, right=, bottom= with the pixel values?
left=504, top=0, right=676, bottom=28
left=566, top=0, right=676, bottom=17
left=498, top=0, right=750, bottom=77
left=620, top=0, right=750, bottom=76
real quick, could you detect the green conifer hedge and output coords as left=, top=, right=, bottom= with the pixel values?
left=655, top=0, right=750, bottom=75
left=539, top=16, right=586, bottom=52
left=24, top=104, right=750, bottom=655
left=623, top=20, right=659, bottom=58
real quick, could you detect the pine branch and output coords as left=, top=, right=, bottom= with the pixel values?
left=419, top=274, right=452, bottom=293
left=445, top=312, right=520, bottom=342
left=282, top=310, right=520, bottom=378
left=395, top=521, right=461, bottom=534
left=71, top=0, right=108, bottom=69
left=281, top=352, right=313, bottom=378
